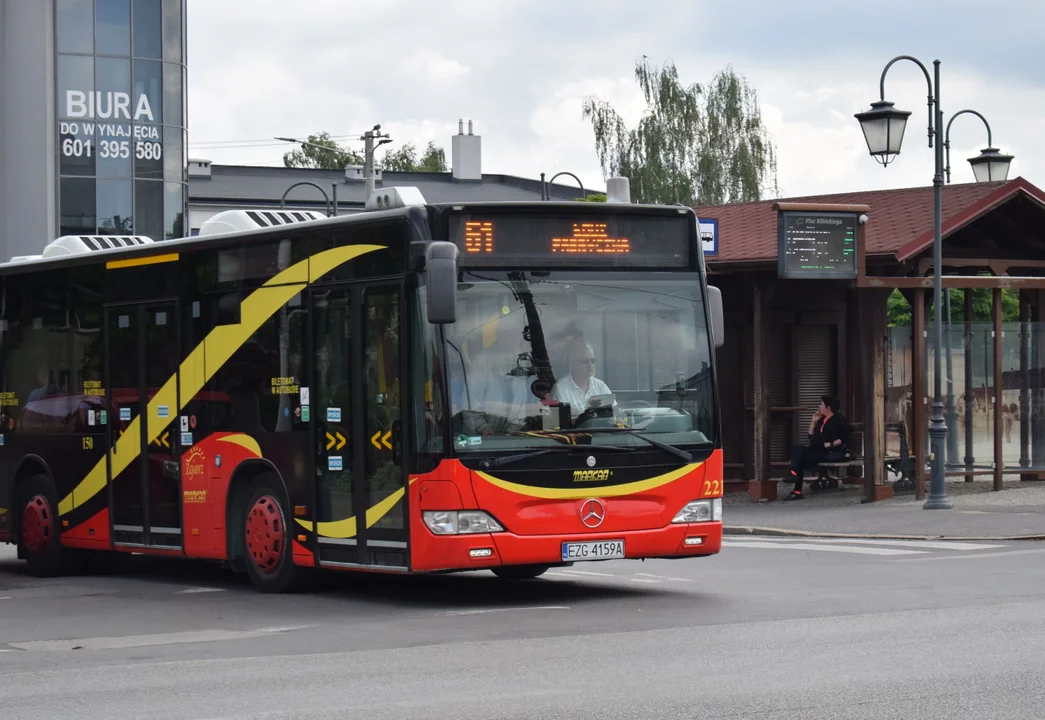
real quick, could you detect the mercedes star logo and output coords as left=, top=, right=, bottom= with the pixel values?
left=579, top=498, right=605, bottom=528
left=586, top=455, right=596, bottom=467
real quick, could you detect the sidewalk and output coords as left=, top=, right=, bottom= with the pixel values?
left=723, top=479, right=1045, bottom=540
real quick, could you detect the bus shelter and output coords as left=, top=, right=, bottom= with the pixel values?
left=694, top=176, right=1045, bottom=502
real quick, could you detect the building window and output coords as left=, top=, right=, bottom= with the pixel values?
left=97, top=179, right=134, bottom=234
left=95, top=57, right=133, bottom=178
left=60, top=178, right=97, bottom=237
left=57, top=0, right=94, bottom=55
left=163, top=63, right=182, bottom=131
left=132, top=59, right=162, bottom=123
left=163, top=183, right=184, bottom=239
left=57, top=55, right=95, bottom=119
left=161, top=0, right=182, bottom=63
left=132, top=0, right=162, bottom=59
left=163, top=129, right=183, bottom=181
left=134, top=179, right=163, bottom=240
left=96, top=0, right=131, bottom=57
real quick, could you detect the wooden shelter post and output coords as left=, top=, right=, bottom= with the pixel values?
left=748, top=282, right=775, bottom=501
left=860, top=289, right=889, bottom=501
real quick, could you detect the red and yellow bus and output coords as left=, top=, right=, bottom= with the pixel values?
left=0, top=188, right=725, bottom=592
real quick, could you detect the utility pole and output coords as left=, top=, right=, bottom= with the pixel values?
left=362, top=125, right=392, bottom=203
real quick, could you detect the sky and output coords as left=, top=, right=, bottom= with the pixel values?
left=184, top=0, right=1045, bottom=200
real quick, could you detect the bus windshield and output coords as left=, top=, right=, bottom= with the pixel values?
left=445, top=270, right=716, bottom=453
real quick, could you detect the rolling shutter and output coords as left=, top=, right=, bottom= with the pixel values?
left=767, top=322, right=791, bottom=461
left=795, top=324, right=837, bottom=442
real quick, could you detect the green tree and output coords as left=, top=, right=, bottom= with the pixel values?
left=282, top=132, right=362, bottom=170
left=381, top=141, right=448, bottom=172
left=579, top=193, right=607, bottom=202
left=582, top=57, right=778, bottom=206
left=886, top=288, right=1021, bottom=327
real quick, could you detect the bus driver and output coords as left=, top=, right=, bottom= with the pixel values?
left=551, top=339, right=613, bottom=417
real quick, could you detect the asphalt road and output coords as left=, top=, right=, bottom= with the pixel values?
left=2, top=537, right=1045, bottom=719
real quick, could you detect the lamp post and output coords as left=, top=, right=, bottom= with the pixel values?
left=855, top=56, right=1013, bottom=510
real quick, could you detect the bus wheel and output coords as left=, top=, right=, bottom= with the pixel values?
left=19, top=474, right=67, bottom=578
left=242, top=476, right=299, bottom=593
left=491, top=564, right=549, bottom=580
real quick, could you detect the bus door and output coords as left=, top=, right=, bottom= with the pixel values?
left=106, top=301, right=182, bottom=549
left=310, top=281, right=408, bottom=570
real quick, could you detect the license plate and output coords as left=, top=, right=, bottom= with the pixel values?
left=561, top=540, right=625, bottom=562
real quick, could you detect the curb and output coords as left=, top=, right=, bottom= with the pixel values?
left=723, top=525, right=1045, bottom=542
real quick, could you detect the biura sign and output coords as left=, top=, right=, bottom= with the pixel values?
left=65, top=91, right=155, bottom=122
left=58, top=91, right=163, bottom=162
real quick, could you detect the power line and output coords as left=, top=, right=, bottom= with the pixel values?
left=188, top=134, right=360, bottom=149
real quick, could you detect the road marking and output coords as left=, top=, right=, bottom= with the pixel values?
left=727, top=537, right=1001, bottom=551
left=725, top=540, right=925, bottom=556
left=888, top=547, right=1045, bottom=563
left=442, top=606, right=569, bottom=616
left=176, top=587, right=224, bottom=594
left=7, top=625, right=311, bottom=652
left=552, top=569, right=619, bottom=578
left=635, top=572, right=692, bottom=582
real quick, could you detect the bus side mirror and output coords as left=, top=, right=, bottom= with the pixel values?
left=426, top=241, right=458, bottom=324
left=707, top=285, right=724, bottom=348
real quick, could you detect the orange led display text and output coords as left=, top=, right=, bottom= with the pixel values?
left=551, top=223, right=630, bottom=254
left=464, top=221, right=494, bottom=253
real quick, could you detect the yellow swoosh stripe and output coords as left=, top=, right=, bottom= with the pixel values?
left=295, top=479, right=416, bottom=539
left=215, top=434, right=263, bottom=457
left=474, top=462, right=703, bottom=500
left=58, top=244, right=384, bottom=517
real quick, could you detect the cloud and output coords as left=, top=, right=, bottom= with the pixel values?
left=185, top=0, right=1044, bottom=196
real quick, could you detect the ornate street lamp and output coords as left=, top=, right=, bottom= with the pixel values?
left=967, top=148, right=1014, bottom=183
left=854, top=101, right=912, bottom=166
left=855, top=56, right=1014, bottom=510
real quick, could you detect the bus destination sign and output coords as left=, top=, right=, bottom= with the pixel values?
left=448, top=212, right=692, bottom=267
left=777, top=211, right=858, bottom=279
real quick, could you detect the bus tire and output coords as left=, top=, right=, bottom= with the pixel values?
left=241, top=475, right=300, bottom=593
left=491, top=564, right=549, bottom=580
left=18, top=474, right=68, bottom=578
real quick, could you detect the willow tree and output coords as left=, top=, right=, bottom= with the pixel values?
left=583, top=58, right=778, bottom=206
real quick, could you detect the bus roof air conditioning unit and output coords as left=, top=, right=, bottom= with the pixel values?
left=42, top=235, right=154, bottom=258
left=198, top=209, right=327, bottom=236
left=365, top=186, right=426, bottom=211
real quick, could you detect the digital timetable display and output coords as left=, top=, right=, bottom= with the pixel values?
left=777, top=211, right=859, bottom=279
left=447, top=212, right=692, bottom=267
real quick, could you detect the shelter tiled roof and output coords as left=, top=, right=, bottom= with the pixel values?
left=693, top=176, right=1045, bottom=265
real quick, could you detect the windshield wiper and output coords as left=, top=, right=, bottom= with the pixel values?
left=561, top=428, right=694, bottom=463
left=477, top=443, right=631, bottom=470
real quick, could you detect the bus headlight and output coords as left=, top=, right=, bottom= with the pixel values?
left=423, top=510, right=504, bottom=535
left=672, top=498, right=722, bottom=523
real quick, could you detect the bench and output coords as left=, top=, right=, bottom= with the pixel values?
left=810, top=421, right=914, bottom=493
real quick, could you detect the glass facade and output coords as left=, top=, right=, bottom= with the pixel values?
left=55, top=0, right=186, bottom=241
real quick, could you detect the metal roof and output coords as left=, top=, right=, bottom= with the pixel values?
left=188, top=165, right=599, bottom=209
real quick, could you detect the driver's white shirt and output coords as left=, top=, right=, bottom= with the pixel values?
left=551, top=374, right=612, bottom=415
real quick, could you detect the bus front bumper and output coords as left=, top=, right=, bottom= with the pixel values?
left=410, top=522, right=723, bottom=573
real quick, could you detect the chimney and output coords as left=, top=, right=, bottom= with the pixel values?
left=187, top=158, right=212, bottom=179
left=451, top=118, right=481, bottom=181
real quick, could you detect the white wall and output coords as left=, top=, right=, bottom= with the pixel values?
left=0, top=0, right=56, bottom=259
